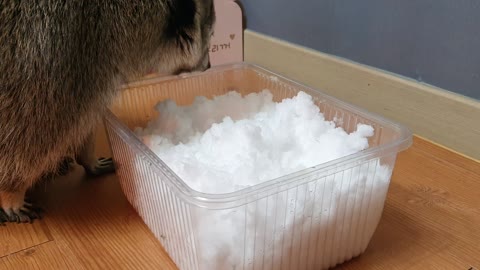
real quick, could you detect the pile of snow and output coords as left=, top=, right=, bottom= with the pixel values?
left=133, top=90, right=392, bottom=269
left=135, top=90, right=375, bottom=194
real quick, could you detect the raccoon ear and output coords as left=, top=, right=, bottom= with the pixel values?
left=166, top=0, right=197, bottom=51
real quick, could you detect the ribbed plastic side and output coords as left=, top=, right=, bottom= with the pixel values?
left=106, top=123, right=199, bottom=270
left=104, top=63, right=411, bottom=270
left=180, top=156, right=395, bottom=270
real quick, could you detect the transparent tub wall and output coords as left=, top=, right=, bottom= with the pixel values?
left=105, top=64, right=407, bottom=270
left=107, top=121, right=396, bottom=270
left=107, top=125, right=200, bottom=270
left=191, top=157, right=396, bottom=270
left=110, top=67, right=400, bottom=150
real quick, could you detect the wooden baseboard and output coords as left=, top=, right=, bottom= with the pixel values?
left=244, top=30, right=480, bottom=161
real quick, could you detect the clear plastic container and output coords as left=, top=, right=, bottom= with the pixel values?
left=104, top=63, right=412, bottom=270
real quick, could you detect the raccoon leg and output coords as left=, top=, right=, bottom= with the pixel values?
left=0, top=189, right=42, bottom=225
left=56, top=156, right=75, bottom=176
left=77, top=132, right=115, bottom=176
left=40, top=156, right=76, bottom=181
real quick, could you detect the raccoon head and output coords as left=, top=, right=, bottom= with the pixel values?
left=158, top=0, right=216, bottom=75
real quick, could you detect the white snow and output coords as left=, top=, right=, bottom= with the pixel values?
left=132, top=89, right=392, bottom=269
left=135, top=90, right=375, bottom=194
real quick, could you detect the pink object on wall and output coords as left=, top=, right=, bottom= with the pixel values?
left=208, top=0, right=243, bottom=66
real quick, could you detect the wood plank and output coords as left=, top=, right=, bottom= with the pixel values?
left=414, top=135, right=480, bottom=173
left=0, top=220, right=51, bottom=258
left=25, top=125, right=178, bottom=269
left=336, top=136, right=480, bottom=270
left=0, top=241, right=85, bottom=270
left=244, top=30, right=480, bottom=160
left=28, top=167, right=178, bottom=270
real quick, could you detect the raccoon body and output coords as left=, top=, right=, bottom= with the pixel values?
left=0, top=0, right=215, bottom=223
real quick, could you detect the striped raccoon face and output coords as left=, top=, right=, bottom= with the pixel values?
left=157, top=0, right=216, bottom=75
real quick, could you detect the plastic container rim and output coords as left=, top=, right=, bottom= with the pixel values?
left=104, top=62, right=413, bottom=209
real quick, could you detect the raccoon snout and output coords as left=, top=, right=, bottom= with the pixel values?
left=189, top=54, right=211, bottom=73
left=198, top=53, right=211, bottom=71
left=172, top=53, right=210, bottom=75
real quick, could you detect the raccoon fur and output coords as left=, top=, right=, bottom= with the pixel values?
left=0, top=0, right=215, bottom=224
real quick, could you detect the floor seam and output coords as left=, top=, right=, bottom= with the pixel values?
left=0, top=239, right=53, bottom=259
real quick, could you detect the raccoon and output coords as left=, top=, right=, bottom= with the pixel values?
left=0, top=0, right=215, bottom=224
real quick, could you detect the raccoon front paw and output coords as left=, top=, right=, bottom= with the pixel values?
left=0, top=202, right=43, bottom=224
left=83, top=157, right=115, bottom=177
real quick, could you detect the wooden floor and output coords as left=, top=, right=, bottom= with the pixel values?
left=1, top=129, right=479, bottom=270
